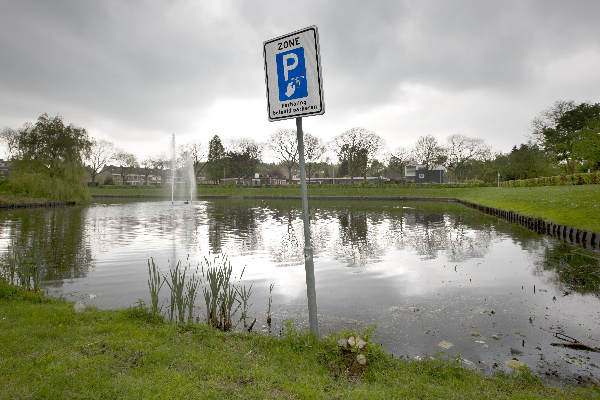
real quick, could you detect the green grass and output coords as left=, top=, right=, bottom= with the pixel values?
left=1, top=282, right=598, bottom=399
left=90, top=184, right=600, bottom=232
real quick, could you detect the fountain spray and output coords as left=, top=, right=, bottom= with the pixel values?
left=170, top=133, right=176, bottom=204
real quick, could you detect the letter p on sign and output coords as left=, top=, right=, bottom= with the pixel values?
left=276, top=47, right=308, bottom=101
left=282, top=53, right=298, bottom=81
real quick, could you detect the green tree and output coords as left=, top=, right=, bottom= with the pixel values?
left=2, top=114, right=92, bottom=200
left=386, top=147, right=412, bottom=178
left=206, top=135, right=226, bottom=182
left=533, top=101, right=600, bottom=173
left=333, top=128, right=382, bottom=183
left=227, top=139, right=262, bottom=183
left=367, top=159, right=385, bottom=177
left=573, top=118, right=600, bottom=171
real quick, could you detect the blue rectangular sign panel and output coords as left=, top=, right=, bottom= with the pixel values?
left=276, top=47, right=308, bottom=101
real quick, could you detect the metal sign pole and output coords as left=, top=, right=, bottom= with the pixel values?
left=296, top=116, right=318, bottom=335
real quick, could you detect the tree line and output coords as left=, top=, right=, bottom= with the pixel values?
left=2, top=99, right=599, bottom=193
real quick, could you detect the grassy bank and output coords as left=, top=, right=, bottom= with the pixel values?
left=90, top=184, right=600, bottom=232
left=1, top=283, right=598, bottom=399
left=0, top=192, right=50, bottom=206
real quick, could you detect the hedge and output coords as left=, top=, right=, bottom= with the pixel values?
left=501, top=171, right=600, bottom=187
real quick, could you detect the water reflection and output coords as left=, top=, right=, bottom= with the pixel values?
left=537, top=242, right=600, bottom=296
left=0, top=207, right=92, bottom=283
left=1, top=200, right=598, bottom=299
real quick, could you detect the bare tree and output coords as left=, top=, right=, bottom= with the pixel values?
left=151, top=154, right=168, bottom=185
left=269, top=129, right=298, bottom=183
left=114, top=151, right=138, bottom=185
left=141, top=157, right=154, bottom=185
left=87, top=139, right=116, bottom=184
left=333, top=127, right=383, bottom=183
left=445, top=134, right=491, bottom=182
left=412, top=135, right=446, bottom=171
left=1, top=128, right=19, bottom=157
left=304, top=133, right=326, bottom=182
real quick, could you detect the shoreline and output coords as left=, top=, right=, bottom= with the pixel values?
left=0, top=200, right=77, bottom=210
left=1, top=282, right=598, bottom=398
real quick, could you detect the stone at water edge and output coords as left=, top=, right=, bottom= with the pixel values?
left=347, top=336, right=356, bottom=347
left=437, top=340, right=454, bottom=350
left=337, top=338, right=348, bottom=348
left=356, top=337, right=367, bottom=350
left=74, top=302, right=86, bottom=313
left=356, top=354, right=367, bottom=366
left=506, top=359, right=526, bottom=370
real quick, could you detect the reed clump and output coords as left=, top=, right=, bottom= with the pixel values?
left=201, top=254, right=244, bottom=332
left=145, top=254, right=259, bottom=332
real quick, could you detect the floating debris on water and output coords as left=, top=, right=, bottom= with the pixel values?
left=438, top=340, right=454, bottom=350
left=506, top=359, right=526, bottom=369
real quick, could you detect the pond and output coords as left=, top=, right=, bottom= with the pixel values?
left=1, top=199, right=599, bottom=384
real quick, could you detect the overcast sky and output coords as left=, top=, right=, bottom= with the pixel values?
left=1, top=0, right=599, bottom=161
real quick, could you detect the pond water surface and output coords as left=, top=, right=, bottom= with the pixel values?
left=1, top=199, right=599, bottom=384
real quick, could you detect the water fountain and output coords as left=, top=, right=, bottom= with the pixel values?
left=170, top=134, right=176, bottom=204
left=169, top=133, right=197, bottom=204
left=184, top=153, right=196, bottom=203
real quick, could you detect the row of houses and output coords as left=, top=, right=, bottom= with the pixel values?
left=221, top=175, right=392, bottom=186
left=0, top=160, right=446, bottom=185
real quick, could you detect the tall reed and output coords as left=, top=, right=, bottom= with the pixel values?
left=144, top=254, right=259, bottom=332
left=185, top=272, right=200, bottom=323
left=266, top=282, right=275, bottom=329
left=147, top=257, right=164, bottom=315
left=164, top=260, right=187, bottom=323
left=200, top=255, right=245, bottom=332
left=237, top=280, right=253, bottom=330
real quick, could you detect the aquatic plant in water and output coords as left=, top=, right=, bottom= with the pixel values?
left=236, top=278, right=253, bottom=330
left=147, top=258, right=164, bottom=315
left=164, top=260, right=187, bottom=323
left=146, top=254, right=258, bottom=332
left=185, top=271, right=201, bottom=323
left=200, top=254, right=246, bottom=331
left=266, top=282, right=274, bottom=329
left=2, top=241, right=45, bottom=291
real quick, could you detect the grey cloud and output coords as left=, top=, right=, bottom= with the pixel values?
left=0, top=0, right=599, bottom=152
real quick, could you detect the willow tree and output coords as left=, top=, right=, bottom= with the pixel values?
left=2, top=113, right=92, bottom=200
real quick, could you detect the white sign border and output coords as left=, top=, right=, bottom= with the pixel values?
left=263, top=25, right=325, bottom=122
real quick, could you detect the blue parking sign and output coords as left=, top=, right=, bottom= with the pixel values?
left=276, top=47, right=308, bottom=101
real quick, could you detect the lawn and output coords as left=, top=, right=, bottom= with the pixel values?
left=1, top=283, right=598, bottom=399
left=90, top=184, right=600, bottom=232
